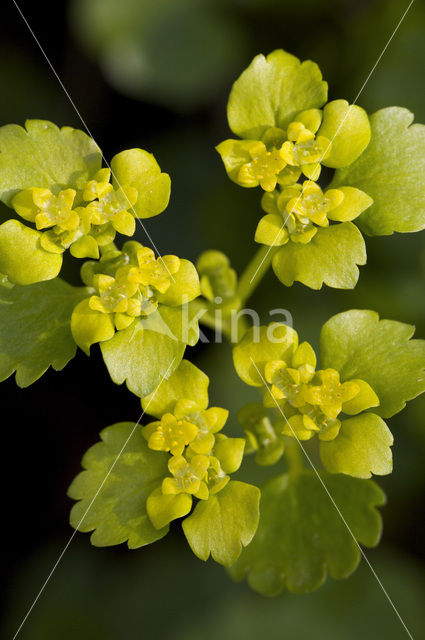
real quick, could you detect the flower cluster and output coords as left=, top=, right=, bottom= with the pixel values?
left=12, top=169, right=142, bottom=260
left=234, top=323, right=380, bottom=465
left=0, top=121, right=171, bottom=287
left=258, top=181, right=346, bottom=245
left=70, top=240, right=200, bottom=353
left=217, top=101, right=372, bottom=250
left=263, top=344, right=376, bottom=442
left=142, top=398, right=245, bottom=529
left=225, top=110, right=331, bottom=195
left=88, top=246, right=180, bottom=328
left=215, top=50, right=381, bottom=289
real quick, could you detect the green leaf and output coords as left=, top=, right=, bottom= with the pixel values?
left=233, top=324, right=298, bottom=387
left=68, top=422, right=169, bottom=548
left=141, top=359, right=209, bottom=418
left=272, top=222, right=366, bottom=289
left=227, top=50, right=327, bottom=139
left=330, top=107, right=425, bottom=235
left=0, top=119, right=101, bottom=206
left=182, top=481, right=260, bottom=567
left=229, top=471, right=385, bottom=595
left=146, top=488, right=193, bottom=530
left=318, top=100, right=371, bottom=169
left=320, top=413, right=393, bottom=479
left=100, top=320, right=185, bottom=397
left=255, top=214, right=288, bottom=246
left=156, top=259, right=200, bottom=306
left=0, top=219, right=63, bottom=285
left=327, top=187, right=373, bottom=222
left=342, top=379, right=380, bottom=415
left=110, top=148, right=171, bottom=219
left=213, top=436, right=246, bottom=474
left=140, top=304, right=199, bottom=347
left=0, top=278, right=87, bottom=387
left=71, top=298, right=115, bottom=356
left=320, top=309, right=425, bottom=418
left=215, top=139, right=259, bottom=186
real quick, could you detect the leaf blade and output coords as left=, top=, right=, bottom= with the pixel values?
left=0, top=277, right=87, bottom=386
left=0, top=119, right=101, bottom=205
left=320, top=309, right=425, bottom=417
left=227, top=50, right=327, bottom=139
left=229, top=471, right=385, bottom=595
left=272, top=223, right=366, bottom=290
left=68, top=422, right=169, bottom=548
left=100, top=320, right=185, bottom=397
left=330, top=107, right=425, bottom=235
left=320, top=413, right=393, bottom=479
left=182, top=481, right=260, bottom=566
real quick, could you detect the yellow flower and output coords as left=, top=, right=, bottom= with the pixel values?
left=280, top=109, right=331, bottom=180
left=142, top=413, right=199, bottom=456
left=89, top=271, right=139, bottom=314
left=162, top=454, right=210, bottom=499
left=85, top=184, right=138, bottom=236
left=82, top=168, right=112, bottom=201
left=238, top=141, right=288, bottom=192
left=173, top=399, right=229, bottom=455
left=303, top=369, right=360, bottom=420
left=135, top=246, right=180, bottom=294
left=39, top=227, right=82, bottom=254
left=264, top=342, right=316, bottom=408
left=261, top=182, right=345, bottom=245
left=12, top=187, right=79, bottom=232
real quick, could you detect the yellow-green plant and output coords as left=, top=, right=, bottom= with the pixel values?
left=2, top=49, right=425, bottom=595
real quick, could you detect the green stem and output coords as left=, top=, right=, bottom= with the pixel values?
left=284, top=438, right=304, bottom=476
left=189, top=299, right=234, bottom=341
left=99, top=241, right=119, bottom=256
left=193, top=245, right=278, bottom=342
left=237, top=245, right=279, bottom=306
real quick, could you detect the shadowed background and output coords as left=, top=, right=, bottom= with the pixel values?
left=1, top=0, right=425, bottom=638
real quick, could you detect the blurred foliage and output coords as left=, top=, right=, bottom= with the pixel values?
left=3, top=539, right=425, bottom=639
left=69, top=0, right=248, bottom=110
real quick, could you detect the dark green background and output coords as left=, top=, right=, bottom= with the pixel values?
left=1, top=1, right=424, bottom=638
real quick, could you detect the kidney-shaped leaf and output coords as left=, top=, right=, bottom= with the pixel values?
left=68, top=422, right=169, bottom=548
left=227, top=50, right=327, bottom=139
left=320, top=309, right=425, bottom=418
left=331, top=108, right=425, bottom=235
left=0, top=277, right=87, bottom=387
left=229, top=471, right=385, bottom=594
left=0, top=119, right=101, bottom=205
